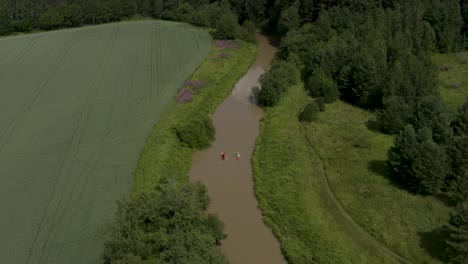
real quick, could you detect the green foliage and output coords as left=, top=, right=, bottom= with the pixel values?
left=353, top=135, right=371, bottom=149
left=412, top=96, right=452, bottom=144
left=377, top=96, right=413, bottom=134
left=176, top=114, right=215, bottom=150
left=305, top=67, right=339, bottom=103
left=388, top=125, right=449, bottom=194
left=213, top=13, right=239, bottom=39
left=277, top=1, right=300, bottom=35
left=443, top=202, right=468, bottom=264
left=103, top=182, right=228, bottom=264
left=315, top=97, right=325, bottom=112
left=447, top=101, right=468, bottom=198
left=58, top=3, right=82, bottom=27
left=424, top=0, right=464, bottom=52
left=236, top=20, right=256, bottom=43
left=257, top=60, right=299, bottom=107
left=38, top=9, right=64, bottom=30
left=452, top=101, right=468, bottom=136
left=299, top=101, right=319, bottom=122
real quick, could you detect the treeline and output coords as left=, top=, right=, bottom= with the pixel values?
left=103, top=181, right=228, bottom=264
left=0, top=0, right=256, bottom=40
left=254, top=0, right=467, bottom=262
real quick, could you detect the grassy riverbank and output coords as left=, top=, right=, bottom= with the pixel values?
left=253, top=83, right=452, bottom=263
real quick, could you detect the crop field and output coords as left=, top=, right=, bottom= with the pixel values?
left=0, top=20, right=211, bottom=264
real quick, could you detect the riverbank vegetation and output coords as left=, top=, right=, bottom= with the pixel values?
left=254, top=0, right=468, bottom=263
left=103, top=37, right=256, bottom=262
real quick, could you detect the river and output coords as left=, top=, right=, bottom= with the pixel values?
left=188, top=34, right=286, bottom=264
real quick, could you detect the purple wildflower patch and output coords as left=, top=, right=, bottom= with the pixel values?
left=219, top=52, right=230, bottom=59
left=215, top=40, right=240, bottom=50
left=177, top=88, right=193, bottom=103
left=184, top=80, right=208, bottom=89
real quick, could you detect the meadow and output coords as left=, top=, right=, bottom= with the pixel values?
left=0, top=20, right=211, bottom=264
left=433, top=51, right=468, bottom=110
left=254, top=83, right=453, bottom=263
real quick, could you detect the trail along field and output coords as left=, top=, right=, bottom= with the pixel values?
left=0, top=20, right=211, bottom=264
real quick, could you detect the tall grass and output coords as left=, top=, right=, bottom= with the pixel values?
left=253, top=85, right=396, bottom=263
left=303, top=101, right=451, bottom=263
left=433, top=51, right=468, bottom=110
left=132, top=40, right=256, bottom=195
left=254, top=83, right=452, bottom=263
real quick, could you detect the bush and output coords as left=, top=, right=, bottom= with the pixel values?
left=299, top=101, right=320, bottom=122
left=237, top=20, right=256, bottom=43
left=353, top=135, right=372, bottom=148
left=177, top=114, right=215, bottom=149
left=315, top=97, right=326, bottom=112
left=257, top=60, right=299, bottom=107
left=103, top=182, right=228, bottom=264
left=212, top=13, right=238, bottom=40
left=305, top=67, right=339, bottom=103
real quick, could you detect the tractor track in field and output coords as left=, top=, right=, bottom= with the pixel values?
left=56, top=28, right=142, bottom=230
left=0, top=40, right=35, bottom=82
left=150, top=28, right=155, bottom=106
left=155, top=28, right=161, bottom=97
left=36, top=28, right=120, bottom=264
left=0, top=33, right=79, bottom=155
left=299, top=124, right=410, bottom=264
left=149, top=27, right=161, bottom=107
left=0, top=21, right=213, bottom=264
left=191, top=30, right=200, bottom=50
left=23, top=32, right=82, bottom=263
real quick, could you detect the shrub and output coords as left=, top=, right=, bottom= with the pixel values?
left=177, top=114, right=215, bottom=149
left=299, top=101, right=320, bottom=122
left=315, top=97, right=326, bottom=112
left=236, top=20, right=256, bottom=43
left=306, top=67, right=339, bottom=103
left=212, top=13, right=238, bottom=40
left=103, top=182, right=228, bottom=263
left=353, top=135, right=372, bottom=148
left=257, top=60, right=299, bottom=107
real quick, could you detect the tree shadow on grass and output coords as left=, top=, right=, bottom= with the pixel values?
left=368, top=160, right=386, bottom=177
left=368, top=160, right=409, bottom=191
left=418, top=227, right=449, bottom=263
left=434, top=192, right=459, bottom=207
left=365, top=119, right=381, bottom=133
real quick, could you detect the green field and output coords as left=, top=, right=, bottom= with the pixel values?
left=433, top=52, right=468, bottom=110
left=0, top=20, right=211, bottom=264
left=254, top=84, right=452, bottom=263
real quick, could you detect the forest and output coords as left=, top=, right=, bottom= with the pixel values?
left=1, top=0, right=466, bottom=263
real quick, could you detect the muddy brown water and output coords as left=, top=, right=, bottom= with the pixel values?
left=188, top=35, right=286, bottom=263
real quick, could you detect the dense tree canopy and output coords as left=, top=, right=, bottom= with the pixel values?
left=104, top=181, right=227, bottom=264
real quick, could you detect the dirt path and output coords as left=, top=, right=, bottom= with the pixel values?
left=300, top=124, right=410, bottom=264
left=188, top=35, right=286, bottom=264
